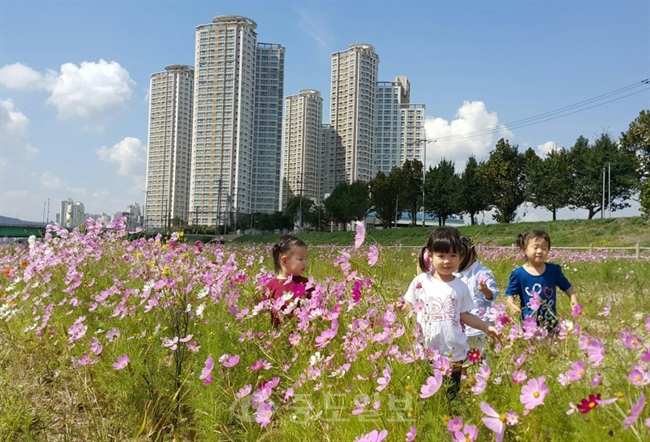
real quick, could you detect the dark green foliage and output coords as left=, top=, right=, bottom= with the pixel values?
left=477, top=138, right=528, bottom=223
left=457, top=156, right=491, bottom=225
left=324, top=181, right=370, bottom=228
left=527, top=147, right=572, bottom=220
left=369, top=171, right=399, bottom=228
left=424, top=158, right=461, bottom=225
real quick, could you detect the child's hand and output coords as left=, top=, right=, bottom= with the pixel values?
left=486, top=326, right=501, bottom=343
left=506, top=298, right=521, bottom=315
left=570, top=294, right=579, bottom=309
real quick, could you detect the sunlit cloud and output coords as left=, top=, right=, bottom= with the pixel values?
left=40, top=171, right=86, bottom=194
left=1, top=60, right=135, bottom=127
left=97, top=137, right=146, bottom=177
left=0, top=98, right=29, bottom=143
left=536, top=141, right=558, bottom=157
left=0, top=62, right=54, bottom=91
left=425, top=101, right=513, bottom=171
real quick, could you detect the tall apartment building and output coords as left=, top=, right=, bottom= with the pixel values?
left=280, top=90, right=323, bottom=210
left=375, top=76, right=426, bottom=175
left=329, top=43, right=379, bottom=187
left=252, top=43, right=285, bottom=214
left=58, top=198, right=85, bottom=229
left=144, top=64, right=194, bottom=230
left=321, top=124, right=337, bottom=197
left=189, top=15, right=285, bottom=228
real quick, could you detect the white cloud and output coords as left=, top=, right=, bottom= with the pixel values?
left=0, top=98, right=29, bottom=142
left=97, top=137, right=146, bottom=177
left=424, top=101, right=513, bottom=171
left=0, top=62, right=52, bottom=90
left=45, top=60, right=135, bottom=121
left=536, top=141, right=558, bottom=157
left=25, top=144, right=39, bottom=158
left=40, top=171, right=86, bottom=194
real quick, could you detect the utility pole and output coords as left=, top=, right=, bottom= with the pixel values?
left=608, top=162, right=611, bottom=218
left=601, top=166, right=605, bottom=219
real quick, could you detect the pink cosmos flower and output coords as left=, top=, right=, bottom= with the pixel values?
left=512, top=370, right=528, bottom=384
left=236, top=384, right=252, bottom=398
left=481, top=402, right=506, bottom=442
left=597, top=303, right=611, bottom=317
left=351, top=395, right=369, bottom=415
left=520, top=376, right=549, bottom=411
left=623, top=393, right=645, bottom=430
left=250, top=359, right=271, bottom=371
left=354, top=429, right=387, bottom=442
left=255, top=401, right=273, bottom=427
left=591, top=372, right=602, bottom=387
left=420, top=370, right=443, bottom=398
left=368, top=245, right=379, bottom=266
left=623, top=333, right=642, bottom=350
left=89, top=337, right=103, bottom=355
left=288, top=332, right=301, bottom=346
left=571, top=303, right=583, bottom=317
left=447, top=416, right=463, bottom=433
left=646, top=315, right=650, bottom=332
left=354, top=220, right=366, bottom=248
left=586, top=337, right=605, bottom=366
left=315, top=327, right=337, bottom=349
left=219, top=354, right=240, bottom=368
left=376, top=367, right=391, bottom=392
left=557, top=373, right=570, bottom=387
left=200, top=355, right=214, bottom=386
left=628, top=368, right=650, bottom=387
left=453, top=425, right=478, bottom=442
left=567, top=360, right=586, bottom=381
left=505, top=411, right=519, bottom=425
left=528, top=290, right=542, bottom=311
left=112, top=354, right=130, bottom=370
left=405, top=426, right=417, bottom=442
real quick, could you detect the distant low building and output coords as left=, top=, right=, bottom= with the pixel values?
left=364, top=211, right=464, bottom=229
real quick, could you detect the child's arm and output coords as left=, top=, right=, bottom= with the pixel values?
left=460, top=311, right=500, bottom=340
left=398, top=299, right=413, bottom=312
left=566, top=286, right=579, bottom=309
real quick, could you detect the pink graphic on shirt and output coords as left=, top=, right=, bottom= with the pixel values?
left=423, top=295, right=458, bottom=325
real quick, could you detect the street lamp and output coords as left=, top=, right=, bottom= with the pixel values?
left=418, top=136, right=437, bottom=227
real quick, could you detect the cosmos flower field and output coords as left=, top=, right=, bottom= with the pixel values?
left=0, top=218, right=649, bottom=442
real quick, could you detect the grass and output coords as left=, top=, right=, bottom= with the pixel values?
left=233, top=216, right=650, bottom=248
left=0, top=219, right=649, bottom=441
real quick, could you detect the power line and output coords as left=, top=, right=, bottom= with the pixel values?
left=429, top=79, right=650, bottom=142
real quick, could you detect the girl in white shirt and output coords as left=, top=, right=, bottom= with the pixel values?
left=401, top=227, right=499, bottom=399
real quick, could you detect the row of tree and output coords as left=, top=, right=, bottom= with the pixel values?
left=178, top=110, right=649, bottom=233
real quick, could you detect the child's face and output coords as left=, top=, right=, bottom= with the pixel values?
left=280, top=246, right=308, bottom=277
left=429, top=250, right=460, bottom=280
left=524, top=237, right=549, bottom=265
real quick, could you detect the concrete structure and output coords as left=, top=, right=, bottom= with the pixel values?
left=375, top=76, right=426, bottom=175
left=252, top=43, right=285, bottom=214
left=281, top=89, right=323, bottom=210
left=145, top=64, right=194, bottom=230
left=58, top=198, right=85, bottom=229
left=329, top=43, right=379, bottom=186
left=189, top=15, right=285, bottom=230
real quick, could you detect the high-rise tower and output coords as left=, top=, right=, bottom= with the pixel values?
left=329, top=43, right=379, bottom=187
left=281, top=89, right=324, bottom=211
left=144, top=64, right=194, bottom=230
left=375, top=76, right=425, bottom=175
left=252, top=43, right=285, bottom=214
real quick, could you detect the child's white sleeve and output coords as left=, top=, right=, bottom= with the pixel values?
left=484, top=269, right=499, bottom=299
left=459, top=283, right=475, bottom=313
left=403, top=277, right=418, bottom=306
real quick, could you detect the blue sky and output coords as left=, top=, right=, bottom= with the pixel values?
left=1, top=0, right=649, bottom=223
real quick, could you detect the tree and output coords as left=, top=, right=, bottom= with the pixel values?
left=424, top=158, right=461, bottom=225
left=619, top=109, right=650, bottom=177
left=457, top=156, right=491, bottom=225
left=619, top=110, right=650, bottom=217
left=526, top=147, right=572, bottom=220
left=324, top=181, right=370, bottom=228
left=567, top=134, right=640, bottom=219
left=284, top=195, right=314, bottom=230
left=477, top=138, right=528, bottom=223
left=392, top=160, right=423, bottom=225
left=369, top=171, right=399, bottom=228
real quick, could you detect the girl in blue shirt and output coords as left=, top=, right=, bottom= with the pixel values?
left=505, top=230, right=579, bottom=331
